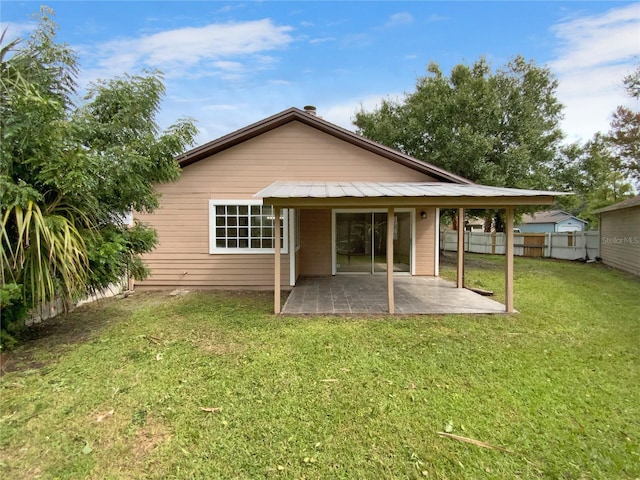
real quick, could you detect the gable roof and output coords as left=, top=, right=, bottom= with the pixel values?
left=520, top=210, right=588, bottom=225
left=592, top=195, right=640, bottom=214
left=176, top=107, right=472, bottom=184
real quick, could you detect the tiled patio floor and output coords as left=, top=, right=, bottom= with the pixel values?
left=282, top=275, right=509, bottom=315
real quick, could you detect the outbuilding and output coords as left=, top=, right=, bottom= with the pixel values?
left=516, top=210, right=588, bottom=233
left=594, top=196, right=640, bottom=276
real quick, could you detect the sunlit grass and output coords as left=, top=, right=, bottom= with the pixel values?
left=1, top=256, right=639, bottom=479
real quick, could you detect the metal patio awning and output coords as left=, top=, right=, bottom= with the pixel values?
left=257, top=181, right=568, bottom=316
left=255, top=181, right=566, bottom=208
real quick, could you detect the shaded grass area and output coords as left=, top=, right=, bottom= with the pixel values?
left=1, top=257, right=639, bottom=479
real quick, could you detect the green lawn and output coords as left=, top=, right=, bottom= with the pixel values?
left=1, top=255, right=639, bottom=479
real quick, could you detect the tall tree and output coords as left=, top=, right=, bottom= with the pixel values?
left=551, top=135, right=634, bottom=228
left=1, top=8, right=197, bottom=340
left=354, top=56, right=564, bottom=229
left=550, top=67, right=638, bottom=228
left=609, top=66, right=639, bottom=185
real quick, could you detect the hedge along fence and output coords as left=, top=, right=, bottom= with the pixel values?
left=440, top=230, right=600, bottom=260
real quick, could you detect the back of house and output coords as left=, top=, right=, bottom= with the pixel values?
left=134, top=107, right=466, bottom=290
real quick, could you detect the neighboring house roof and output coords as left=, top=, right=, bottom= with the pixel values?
left=177, top=107, right=472, bottom=184
left=519, top=210, right=587, bottom=225
left=592, top=195, right=640, bottom=214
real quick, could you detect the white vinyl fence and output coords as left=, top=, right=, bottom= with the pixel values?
left=441, top=230, right=600, bottom=261
left=26, top=278, right=128, bottom=326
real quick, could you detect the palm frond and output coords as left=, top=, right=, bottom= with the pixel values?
left=1, top=199, right=90, bottom=309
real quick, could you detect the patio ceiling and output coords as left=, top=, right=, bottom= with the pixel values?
left=255, top=181, right=565, bottom=208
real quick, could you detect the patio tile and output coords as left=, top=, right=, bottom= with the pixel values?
left=282, top=275, right=509, bottom=315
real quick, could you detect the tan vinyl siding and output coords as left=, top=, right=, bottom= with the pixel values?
left=299, top=209, right=332, bottom=275
left=600, top=206, right=640, bottom=276
left=137, top=121, right=437, bottom=289
left=414, top=207, right=436, bottom=275
left=135, top=254, right=290, bottom=289
left=137, top=191, right=291, bottom=289
left=155, top=121, right=436, bottom=197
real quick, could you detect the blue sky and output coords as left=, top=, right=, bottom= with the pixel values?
left=2, top=1, right=639, bottom=146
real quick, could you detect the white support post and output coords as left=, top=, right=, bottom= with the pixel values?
left=289, top=208, right=296, bottom=286
left=387, top=208, right=395, bottom=314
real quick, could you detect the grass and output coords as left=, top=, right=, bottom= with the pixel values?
left=1, top=255, right=639, bottom=479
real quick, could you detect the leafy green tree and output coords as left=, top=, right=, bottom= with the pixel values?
left=354, top=56, right=564, bottom=230
left=551, top=134, right=634, bottom=228
left=609, top=66, right=639, bottom=185
left=550, top=68, right=638, bottom=229
left=1, top=8, right=197, bottom=341
left=1, top=10, right=83, bottom=336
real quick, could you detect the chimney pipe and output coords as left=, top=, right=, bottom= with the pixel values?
left=303, top=105, right=317, bottom=116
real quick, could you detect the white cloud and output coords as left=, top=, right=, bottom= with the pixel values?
left=551, top=4, right=639, bottom=72
left=309, top=36, right=336, bottom=45
left=426, top=14, right=447, bottom=23
left=255, top=55, right=279, bottom=67
left=343, top=33, right=371, bottom=48
left=322, top=94, right=403, bottom=131
left=212, top=60, right=244, bottom=72
left=84, top=18, right=294, bottom=80
left=549, top=4, right=640, bottom=142
left=385, top=12, right=414, bottom=28
left=169, top=95, right=222, bottom=104
left=201, top=104, right=244, bottom=111
left=0, top=21, right=36, bottom=41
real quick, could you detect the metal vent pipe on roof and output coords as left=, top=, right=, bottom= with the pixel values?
left=303, top=105, right=317, bottom=116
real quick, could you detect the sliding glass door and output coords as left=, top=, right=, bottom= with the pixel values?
left=334, top=210, right=411, bottom=274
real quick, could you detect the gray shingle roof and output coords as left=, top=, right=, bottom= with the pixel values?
left=592, top=195, right=640, bottom=214
left=520, top=210, right=587, bottom=225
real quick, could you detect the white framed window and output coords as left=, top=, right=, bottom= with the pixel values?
left=209, top=200, right=288, bottom=254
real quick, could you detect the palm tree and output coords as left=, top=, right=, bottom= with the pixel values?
left=1, top=199, right=90, bottom=311
left=1, top=22, right=90, bottom=329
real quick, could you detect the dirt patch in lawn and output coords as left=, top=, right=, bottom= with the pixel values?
left=132, top=418, right=172, bottom=457
left=85, top=415, right=172, bottom=480
left=1, top=292, right=168, bottom=374
left=197, top=339, right=247, bottom=355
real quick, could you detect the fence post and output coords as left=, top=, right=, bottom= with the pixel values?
left=545, top=232, right=551, bottom=258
